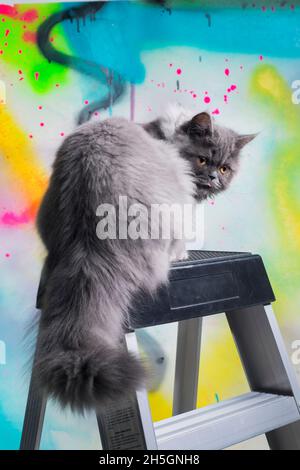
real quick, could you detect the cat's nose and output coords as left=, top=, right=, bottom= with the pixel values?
left=209, top=171, right=217, bottom=181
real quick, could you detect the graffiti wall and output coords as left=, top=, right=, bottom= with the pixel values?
left=0, top=0, right=300, bottom=449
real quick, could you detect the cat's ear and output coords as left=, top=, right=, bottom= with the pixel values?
left=236, top=133, right=257, bottom=150
left=188, top=112, right=213, bottom=136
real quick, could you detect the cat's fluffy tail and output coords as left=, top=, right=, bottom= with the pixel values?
left=35, top=343, right=145, bottom=413
left=34, top=254, right=146, bottom=413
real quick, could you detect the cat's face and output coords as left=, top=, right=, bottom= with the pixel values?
left=175, top=112, right=256, bottom=201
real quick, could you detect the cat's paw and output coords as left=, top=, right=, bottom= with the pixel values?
left=170, top=250, right=189, bottom=262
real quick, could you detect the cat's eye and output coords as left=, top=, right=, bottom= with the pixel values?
left=219, top=166, right=228, bottom=174
left=198, top=157, right=207, bottom=166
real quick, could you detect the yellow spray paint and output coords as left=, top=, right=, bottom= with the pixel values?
left=0, top=105, right=47, bottom=221
left=250, top=65, right=300, bottom=314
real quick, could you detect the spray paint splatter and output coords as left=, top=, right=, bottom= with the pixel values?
left=20, top=9, right=39, bottom=23
left=23, top=31, right=36, bottom=43
left=0, top=5, right=18, bottom=17
left=0, top=108, right=47, bottom=225
left=1, top=209, right=31, bottom=226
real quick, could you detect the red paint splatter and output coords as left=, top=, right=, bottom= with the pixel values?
left=212, top=109, right=220, bottom=115
left=18, top=49, right=22, bottom=54
left=176, top=68, right=182, bottom=75
left=0, top=50, right=3, bottom=55
left=84, top=100, right=89, bottom=105
left=169, top=63, right=173, bottom=67
left=94, top=111, right=99, bottom=116
left=18, top=69, right=22, bottom=75
left=20, top=9, right=39, bottom=23
left=1, top=208, right=32, bottom=226
left=259, top=55, right=263, bottom=61
left=5, top=253, right=10, bottom=258
left=204, top=96, right=211, bottom=104
left=38, top=105, right=42, bottom=110
left=23, top=31, right=36, bottom=43
left=192, top=94, right=197, bottom=98
left=40, top=122, right=44, bottom=127
left=230, top=84, right=237, bottom=91
left=60, top=132, right=65, bottom=137
left=29, top=134, right=33, bottom=139
left=224, top=95, right=228, bottom=103
left=5, top=29, right=10, bottom=37
left=0, top=5, right=18, bottom=18
left=224, top=68, right=230, bottom=76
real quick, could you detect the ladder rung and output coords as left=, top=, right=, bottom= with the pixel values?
left=154, top=392, right=300, bottom=450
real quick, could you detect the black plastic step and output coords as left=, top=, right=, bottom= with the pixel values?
left=129, top=250, right=275, bottom=329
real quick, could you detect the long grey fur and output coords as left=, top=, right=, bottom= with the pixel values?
left=35, top=105, right=256, bottom=412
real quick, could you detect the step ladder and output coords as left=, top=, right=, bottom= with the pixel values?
left=20, top=250, right=300, bottom=450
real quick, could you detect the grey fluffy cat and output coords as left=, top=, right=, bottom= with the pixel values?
left=35, top=105, right=255, bottom=412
